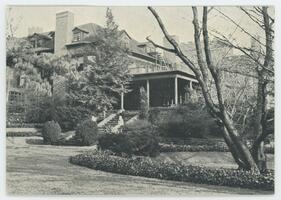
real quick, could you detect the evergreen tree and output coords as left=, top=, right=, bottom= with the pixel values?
left=68, top=8, right=132, bottom=113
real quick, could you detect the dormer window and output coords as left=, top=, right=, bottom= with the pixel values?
left=73, top=32, right=82, bottom=42
left=72, top=27, right=89, bottom=42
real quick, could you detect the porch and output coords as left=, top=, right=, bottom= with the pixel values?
left=120, top=71, right=198, bottom=110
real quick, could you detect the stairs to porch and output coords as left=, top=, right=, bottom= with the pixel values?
left=97, top=110, right=139, bottom=134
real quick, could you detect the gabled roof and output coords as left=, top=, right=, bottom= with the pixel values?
left=73, top=23, right=103, bottom=35
left=28, top=32, right=53, bottom=40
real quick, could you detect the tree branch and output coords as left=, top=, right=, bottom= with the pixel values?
left=146, top=36, right=176, bottom=53
left=214, top=7, right=274, bottom=52
left=147, top=6, right=220, bottom=116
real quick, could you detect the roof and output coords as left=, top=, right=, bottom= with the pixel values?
left=28, top=32, right=53, bottom=40
left=74, top=23, right=103, bottom=36
left=28, top=21, right=195, bottom=77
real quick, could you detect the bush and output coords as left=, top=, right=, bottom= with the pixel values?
left=70, top=151, right=274, bottom=191
left=98, top=119, right=160, bottom=157
left=139, top=87, right=149, bottom=120
left=24, top=96, right=92, bottom=132
left=42, top=121, right=61, bottom=144
left=150, top=104, right=223, bottom=139
left=53, top=106, right=92, bottom=132
left=98, top=134, right=134, bottom=156
left=75, top=119, right=99, bottom=146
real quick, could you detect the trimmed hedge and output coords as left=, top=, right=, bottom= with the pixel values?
left=70, top=151, right=274, bottom=191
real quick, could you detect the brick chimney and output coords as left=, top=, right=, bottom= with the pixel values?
left=54, top=11, right=74, bottom=54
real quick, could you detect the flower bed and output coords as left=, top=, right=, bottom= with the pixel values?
left=70, top=151, right=274, bottom=191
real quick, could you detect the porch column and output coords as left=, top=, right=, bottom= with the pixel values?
left=146, top=79, right=150, bottom=107
left=121, top=92, right=124, bottom=110
left=189, top=80, right=193, bottom=90
left=174, top=76, right=178, bottom=105
left=121, top=85, right=124, bottom=110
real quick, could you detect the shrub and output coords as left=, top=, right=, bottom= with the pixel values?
left=150, top=104, right=223, bottom=139
left=139, top=87, right=149, bottom=120
left=75, top=119, right=99, bottom=146
left=24, top=96, right=92, bottom=132
left=98, top=119, right=160, bottom=157
left=70, top=151, right=274, bottom=191
left=98, top=134, right=134, bottom=156
left=53, top=106, right=92, bottom=132
left=42, top=120, right=61, bottom=144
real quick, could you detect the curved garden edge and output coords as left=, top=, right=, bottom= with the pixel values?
left=69, top=151, right=274, bottom=191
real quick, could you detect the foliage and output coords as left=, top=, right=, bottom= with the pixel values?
left=98, top=119, right=160, bottom=157
left=98, top=134, right=134, bottom=156
left=24, top=94, right=92, bottom=131
left=70, top=151, right=274, bottom=191
left=53, top=106, right=92, bottom=132
left=75, top=119, right=99, bottom=146
left=150, top=104, right=223, bottom=139
left=42, top=120, right=61, bottom=144
left=139, top=87, right=149, bottom=119
left=67, top=8, right=132, bottom=112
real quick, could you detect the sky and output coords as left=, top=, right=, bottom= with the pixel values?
left=6, top=6, right=273, bottom=47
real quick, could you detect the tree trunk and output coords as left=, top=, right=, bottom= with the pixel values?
left=222, top=127, right=248, bottom=169
left=252, top=69, right=268, bottom=171
left=252, top=141, right=267, bottom=172
left=222, top=112, right=259, bottom=171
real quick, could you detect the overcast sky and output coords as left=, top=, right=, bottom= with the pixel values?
left=7, top=6, right=273, bottom=47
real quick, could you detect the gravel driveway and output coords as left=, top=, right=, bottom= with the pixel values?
left=6, top=136, right=273, bottom=195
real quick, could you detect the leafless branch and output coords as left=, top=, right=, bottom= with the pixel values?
left=240, top=7, right=264, bottom=29
left=146, top=36, right=176, bottom=53
left=214, top=7, right=274, bottom=52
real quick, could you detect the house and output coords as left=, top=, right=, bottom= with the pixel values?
left=8, top=11, right=198, bottom=111
left=8, top=10, right=267, bottom=114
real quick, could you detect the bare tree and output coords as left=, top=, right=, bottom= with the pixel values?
left=146, top=6, right=268, bottom=172
left=212, top=6, right=274, bottom=171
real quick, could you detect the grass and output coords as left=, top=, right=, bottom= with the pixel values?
left=6, top=136, right=273, bottom=195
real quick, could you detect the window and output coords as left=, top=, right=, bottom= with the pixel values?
left=31, top=39, right=37, bottom=48
left=73, top=32, right=82, bottom=42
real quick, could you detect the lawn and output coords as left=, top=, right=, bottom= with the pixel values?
left=6, top=136, right=273, bottom=195
left=155, top=151, right=274, bottom=170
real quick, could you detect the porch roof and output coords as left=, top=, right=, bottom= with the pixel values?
left=132, top=70, right=198, bottom=82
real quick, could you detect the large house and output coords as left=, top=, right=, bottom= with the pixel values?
left=7, top=11, right=199, bottom=112
left=8, top=10, right=267, bottom=115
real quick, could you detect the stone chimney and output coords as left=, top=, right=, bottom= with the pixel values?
left=54, top=11, right=74, bottom=54
left=163, top=35, right=179, bottom=63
